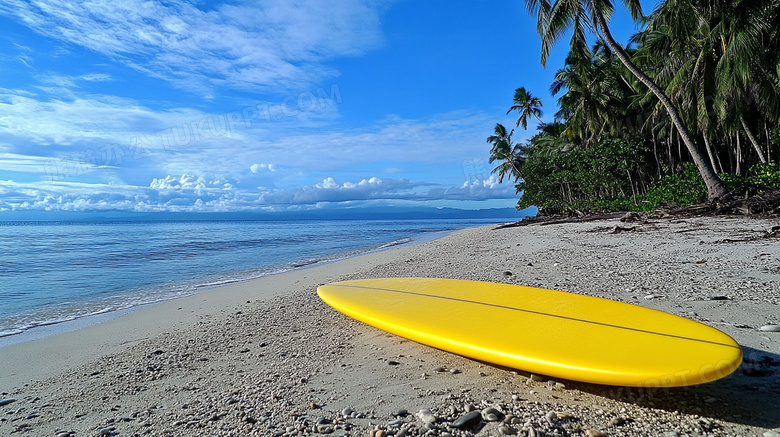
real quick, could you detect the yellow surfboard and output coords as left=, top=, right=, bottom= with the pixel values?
left=317, top=278, right=742, bottom=387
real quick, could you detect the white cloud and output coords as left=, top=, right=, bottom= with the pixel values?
left=250, top=163, right=276, bottom=173
left=0, top=177, right=249, bottom=213
left=149, top=174, right=232, bottom=196
left=0, top=0, right=386, bottom=92
left=0, top=86, right=491, bottom=181
left=439, top=174, right=517, bottom=200
left=258, top=177, right=417, bottom=205
left=38, top=73, right=113, bottom=89
left=257, top=175, right=515, bottom=206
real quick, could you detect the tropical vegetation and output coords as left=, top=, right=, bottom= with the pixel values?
left=489, top=0, right=780, bottom=213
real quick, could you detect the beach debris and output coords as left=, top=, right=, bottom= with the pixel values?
left=0, top=398, right=16, bottom=407
left=529, top=374, right=544, bottom=382
left=610, top=417, right=627, bottom=426
left=610, top=225, right=636, bottom=234
left=759, top=324, right=780, bottom=332
left=556, top=412, right=577, bottom=420
left=585, top=430, right=607, bottom=437
left=708, top=295, right=730, bottom=300
left=503, top=270, right=514, bottom=277
left=620, top=212, right=646, bottom=222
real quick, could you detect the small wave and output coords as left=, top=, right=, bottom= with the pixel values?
left=195, top=268, right=290, bottom=288
left=291, top=259, right=323, bottom=268
left=194, top=278, right=246, bottom=289
left=0, top=329, right=25, bottom=338
left=376, top=238, right=413, bottom=249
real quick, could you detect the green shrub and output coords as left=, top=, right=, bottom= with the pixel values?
left=514, top=138, right=656, bottom=212
left=722, top=162, right=780, bottom=195
left=746, top=162, right=780, bottom=192
left=643, top=163, right=707, bottom=209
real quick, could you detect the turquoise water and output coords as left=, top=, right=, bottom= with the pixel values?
left=0, top=219, right=507, bottom=339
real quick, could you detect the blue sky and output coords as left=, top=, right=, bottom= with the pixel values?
left=0, top=0, right=646, bottom=216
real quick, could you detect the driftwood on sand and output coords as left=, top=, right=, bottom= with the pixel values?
left=496, top=190, right=780, bottom=229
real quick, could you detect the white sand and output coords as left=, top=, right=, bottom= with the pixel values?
left=1, top=216, right=779, bottom=436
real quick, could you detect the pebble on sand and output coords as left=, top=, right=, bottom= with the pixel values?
left=451, top=410, right=482, bottom=429
left=416, top=409, right=437, bottom=424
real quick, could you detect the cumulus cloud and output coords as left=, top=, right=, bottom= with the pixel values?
left=149, top=174, right=233, bottom=196
left=0, top=0, right=386, bottom=92
left=258, top=177, right=421, bottom=205
left=250, top=163, right=276, bottom=173
left=438, top=174, right=517, bottom=200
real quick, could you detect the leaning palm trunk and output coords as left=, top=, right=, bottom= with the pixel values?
left=702, top=135, right=721, bottom=174
left=594, top=13, right=729, bottom=200
left=740, top=116, right=768, bottom=163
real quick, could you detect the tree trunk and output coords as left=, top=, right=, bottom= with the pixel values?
left=740, top=116, right=767, bottom=164
left=702, top=135, right=721, bottom=174
left=765, top=121, right=772, bottom=162
left=736, top=134, right=742, bottom=174
left=626, top=167, right=637, bottom=205
left=594, top=13, right=729, bottom=200
left=652, top=135, right=661, bottom=177
left=677, top=135, right=682, bottom=167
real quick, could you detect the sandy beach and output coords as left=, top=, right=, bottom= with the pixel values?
left=1, top=216, right=779, bottom=437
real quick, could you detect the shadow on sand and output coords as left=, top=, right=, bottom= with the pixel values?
left=555, top=346, right=780, bottom=429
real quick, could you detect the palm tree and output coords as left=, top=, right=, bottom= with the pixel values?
left=507, top=87, right=544, bottom=130
left=530, top=121, right=574, bottom=156
left=551, top=45, right=634, bottom=146
left=523, top=0, right=730, bottom=199
left=637, top=0, right=771, bottom=166
left=487, top=123, right=524, bottom=183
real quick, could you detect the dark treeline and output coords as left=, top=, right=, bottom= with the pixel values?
left=490, top=0, right=780, bottom=213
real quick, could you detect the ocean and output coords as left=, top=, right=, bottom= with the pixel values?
left=0, top=218, right=508, bottom=343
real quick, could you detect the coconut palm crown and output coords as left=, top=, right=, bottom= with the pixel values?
left=507, top=87, right=544, bottom=130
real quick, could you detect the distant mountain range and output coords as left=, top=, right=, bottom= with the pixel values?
left=1, top=206, right=537, bottom=222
